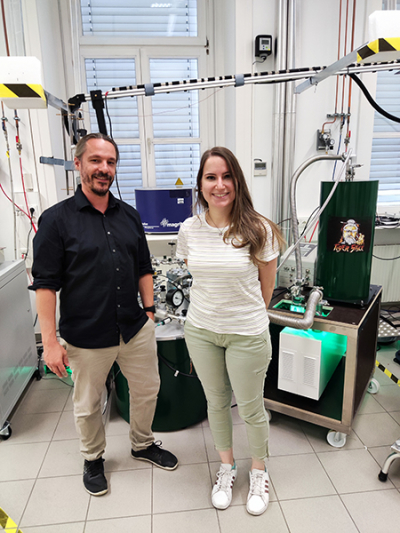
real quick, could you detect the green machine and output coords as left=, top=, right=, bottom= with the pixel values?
left=316, top=180, right=379, bottom=305
left=114, top=322, right=207, bottom=431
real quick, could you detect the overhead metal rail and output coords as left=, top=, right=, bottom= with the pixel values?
left=74, top=59, right=400, bottom=104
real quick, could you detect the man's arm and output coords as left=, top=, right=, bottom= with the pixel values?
left=138, top=273, right=155, bottom=321
left=36, top=288, right=69, bottom=377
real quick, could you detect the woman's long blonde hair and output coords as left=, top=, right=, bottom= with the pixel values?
left=196, top=147, right=285, bottom=266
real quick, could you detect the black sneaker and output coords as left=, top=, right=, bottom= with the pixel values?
left=131, top=440, right=178, bottom=470
left=83, top=458, right=108, bottom=496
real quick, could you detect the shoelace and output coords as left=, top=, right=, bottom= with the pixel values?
left=215, top=468, right=235, bottom=492
left=85, top=458, right=104, bottom=475
left=249, top=472, right=267, bottom=497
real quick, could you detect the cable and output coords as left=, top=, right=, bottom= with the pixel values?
left=104, top=91, right=122, bottom=200
left=349, top=73, right=400, bottom=124
left=373, top=253, right=400, bottom=261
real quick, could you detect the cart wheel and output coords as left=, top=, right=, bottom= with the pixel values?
left=368, top=378, right=380, bottom=395
left=0, top=421, right=12, bottom=441
left=378, top=470, right=388, bottom=482
left=326, top=430, right=347, bottom=448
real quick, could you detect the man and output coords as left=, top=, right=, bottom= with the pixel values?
left=30, top=133, right=178, bottom=496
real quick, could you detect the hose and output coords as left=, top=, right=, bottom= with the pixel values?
left=267, top=287, right=323, bottom=329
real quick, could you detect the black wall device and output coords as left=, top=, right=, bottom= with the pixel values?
left=255, top=35, right=272, bottom=57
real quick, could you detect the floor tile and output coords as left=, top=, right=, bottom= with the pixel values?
left=39, top=439, right=82, bottom=477
left=280, top=495, right=358, bottom=533
left=153, top=427, right=208, bottom=465
left=389, top=410, right=400, bottom=425
left=368, top=445, right=400, bottom=487
left=53, top=410, right=78, bottom=441
left=318, top=448, right=394, bottom=494
left=341, top=489, right=400, bottom=533
left=352, top=412, right=400, bottom=447
left=17, top=388, right=70, bottom=415
left=0, top=479, right=35, bottom=525
left=153, top=509, right=220, bottom=533
left=20, top=475, right=90, bottom=527
left=0, top=442, right=49, bottom=481
left=300, top=421, right=364, bottom=453
left=85, top=515, right=151, bottom=533
left=268, top=454, right=336, bottom=500
left=357, top=391, right=386, bottom=414
left=1, top=412, right=61, bottom=445
left=217, top=501, right=289, bottom=533
left=22, top=524, right=85, bottom=533
left=269, top=413, right=314, bottom=456
left=87, top=469, right=152, bottom=520
left=374, top=384, right=400, bottom=412
left=153, top=463, right=212, bottom=514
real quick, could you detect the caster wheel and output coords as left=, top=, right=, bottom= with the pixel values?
left=378, top=471, right=388, bottom=482
left=0, top=422, right=12, bottom=440
left=368, top=378, right=380, bottom=395
left=327, top=430, right=347, bottom=448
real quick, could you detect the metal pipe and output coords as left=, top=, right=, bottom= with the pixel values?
left=281, top=0, right=297, bottom=242
left=290, top=154, right=344, bottom=279
left=267, top=287, right=323, bottom=329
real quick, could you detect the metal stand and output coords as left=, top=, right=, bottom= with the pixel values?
left=378, top=440, right=400, bottom=482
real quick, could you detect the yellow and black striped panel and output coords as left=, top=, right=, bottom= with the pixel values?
left=0, top=507, right=23, bottom=533
left=376, top=360, right=400, bottom=386
left=0, top=83, right=46, bottom=102
left=357, top=37, right=400, bottom=62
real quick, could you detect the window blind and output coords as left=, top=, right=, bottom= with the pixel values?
left=81, top=0, right=197, bottom=37
left=85, top=58, right=143, bottom=205
left=370, top=70, right=400, bottom=207
left=154, top=144, right=200, bottom=187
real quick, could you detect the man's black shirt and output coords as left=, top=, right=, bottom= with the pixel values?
left=30, top=185, right=154, bottom=348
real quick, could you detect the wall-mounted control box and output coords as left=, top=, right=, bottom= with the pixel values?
left=255, top=35, right=272, bottom=57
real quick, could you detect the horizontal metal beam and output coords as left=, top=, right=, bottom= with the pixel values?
left=74, top=59, right=400, bottom=103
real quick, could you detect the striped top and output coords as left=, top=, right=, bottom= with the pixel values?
left=176, top=212, right=280, bottom=335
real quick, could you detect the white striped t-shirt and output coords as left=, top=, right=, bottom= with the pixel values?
left=176, top=212, right=279, bottom=335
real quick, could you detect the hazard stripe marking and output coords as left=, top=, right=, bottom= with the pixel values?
left=357, top=37, right=400, bottom=62
left=376, top=360, right=400, bottom=386
left=0, top=507, right=23, bottom=532
left=0, top=83, right=46, bottom=101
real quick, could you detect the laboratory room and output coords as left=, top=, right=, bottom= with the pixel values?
left=1, top=0, right=400, bottom=531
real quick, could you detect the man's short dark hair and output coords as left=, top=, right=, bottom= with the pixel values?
left=75, top=133, right=120, bottom=163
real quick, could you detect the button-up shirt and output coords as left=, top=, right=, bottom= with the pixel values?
left=30, top=185, right=153, bottom=348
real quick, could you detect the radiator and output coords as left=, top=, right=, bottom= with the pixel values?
left=370, top=244, right=400, bottom=302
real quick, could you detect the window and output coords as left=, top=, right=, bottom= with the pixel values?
left=76, top=0, right=210, bottom=206
left=369, top=0, right=400, bottom=210
left=370, top=70, right=400, bottom=207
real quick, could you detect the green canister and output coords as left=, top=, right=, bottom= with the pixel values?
left=316, top=180, right=378, bottom=305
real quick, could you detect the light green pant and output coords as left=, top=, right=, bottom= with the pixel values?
left=184, top=321, right=272, bottom=461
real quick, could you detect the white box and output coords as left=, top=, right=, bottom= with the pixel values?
left=0, top=56, right=47, bottom=109
left=278, top=327, right=347, bottom=400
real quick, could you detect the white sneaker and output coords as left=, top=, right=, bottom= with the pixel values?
left=246, top=468, right=269, bottom=515
left=211, top=463, right=237, bottom=510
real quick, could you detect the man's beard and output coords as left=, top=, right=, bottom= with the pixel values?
left=82, top=171, right=113, bottom=196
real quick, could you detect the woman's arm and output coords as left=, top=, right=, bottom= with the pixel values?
left=259, top=257, right=278, bottom=309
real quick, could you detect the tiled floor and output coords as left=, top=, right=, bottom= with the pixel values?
left=1, top=340, right=400, bottom=533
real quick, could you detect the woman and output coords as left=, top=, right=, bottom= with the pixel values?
left=176, top=147, right=284, bottom=516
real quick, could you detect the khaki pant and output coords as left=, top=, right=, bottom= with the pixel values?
left=184, top=321, right=272, bottom=461
left=67, top=318, right=160, bottom=461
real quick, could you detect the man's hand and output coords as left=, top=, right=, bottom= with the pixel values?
left=43, top=341, right=70, bottom=378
